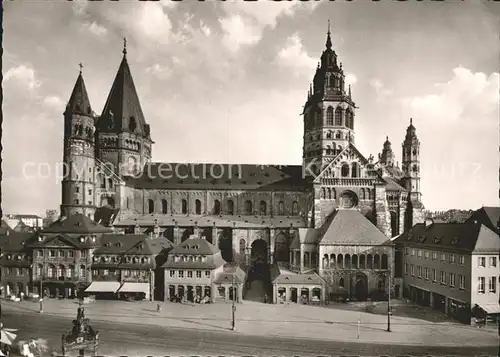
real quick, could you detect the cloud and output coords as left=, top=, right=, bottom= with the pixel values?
left=43, top=96, right=65, bottom=111
left=369, top=78, right=393, bottom=99
left=219, top=15, right=261, bottom=53
left=345, top=73, right=358, bottom=86
left=275, top=34, right=316, bottom=76
left=145, top=64, right=173, bottom=79
left=83, top=22, right=108, bottom=36
left=4, top=64, right=41, bottom=91
left=219, top=1, right=318, bottom=53
left=402, top=67, right=499, bottom=124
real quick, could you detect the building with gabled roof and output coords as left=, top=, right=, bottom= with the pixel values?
left=52, top=24, right=426, bottom=303
left=0, top=233, right=33, bottom=297
left=394, top=219, right=500, bottom=324
left=161, top=235, right=246, bottom=302
left=466, top=206, right=500, bottom=235
left=88, top=233, right=172, bottom=301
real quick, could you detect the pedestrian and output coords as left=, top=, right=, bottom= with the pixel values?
left=156, top=303, right=161, bottom=312
left=264, top=294, right=268, bottom=304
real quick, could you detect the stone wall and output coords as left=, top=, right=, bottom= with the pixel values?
left=129, top=188, right=309, bottom=217
left=375, top=183, right=390, bottom=237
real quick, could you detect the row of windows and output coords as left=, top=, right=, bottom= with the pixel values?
left=92, top=255, right=151, bottom=264
left=93, top=269, right=149, bottom=277
left=147, top=198, right=300, bottom=216
left=322, top=253, right=389, bottom=270
left=37, top=250, right=84, bottom=258
left=168, top=270, right=211, bottom=279
left=305, top=107, right=354, bottom=130
left=478, top=276, right=498, bottom=294
left=405, top=248, right=476, bottom=266
left=320, top=187, right=374, bottom=200
left=477, top=256, right=497, bottom=268
left=172, top=255, right=207, bottom=263
left=405, top=263, right=467, bottom=290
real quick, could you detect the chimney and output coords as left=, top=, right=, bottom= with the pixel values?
left=424, top=218, right=434, bottom=228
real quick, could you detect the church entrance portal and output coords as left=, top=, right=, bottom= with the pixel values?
left=353, top=273, right=368, bottom=300
left=274, top=233, right=289, bottom=262
left=218, top=228, right=233, bottom=262
left=245, top=239, right=271, bottom=303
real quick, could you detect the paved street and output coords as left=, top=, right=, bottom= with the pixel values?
left=1, top=299, right=498, bottom=356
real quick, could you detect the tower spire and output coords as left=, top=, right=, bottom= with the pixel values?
left=410, top=117, right=413, bottom=125
left=79, top=62, right=83, bottom=75
left=326, top=20, right=332, bottom=50
left=123, top=37, right=127, bottom=56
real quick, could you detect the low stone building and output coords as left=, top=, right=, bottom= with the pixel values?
left=288, top=209, right=395, bottom=302
left=271, top=263, right=325, bottom=304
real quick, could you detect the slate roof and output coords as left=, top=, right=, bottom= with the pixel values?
left=97, top=53, right=151, bottom=139
left=41, top=214, right=112, bottom=234
left=94, top=234, right=172, bottom=256
left=213, top=265, right=247, bottom=284
left=13, top=220, right=33, bottom=233
left=272, top=268, right=324, bottom=285
left=394, top=221, right=500, bottom=253
left=290, top=228, right=320, bottom=249
left=384, top=165, right=405, bottom=180
left=466, top=206, right=500, bottom=234
left=0, top=232, right=33, bottom=253
left=94, top=206, right=120, bottom=227
left=65, top=72, right=92, bottom=116
left=170, top=237, right=219, bottom=255
left=319, top=209, right=392, bottom=246
left=383, top=176, right=406, bottom=192
left=124, top=163, right=311, bottom=191
left=0, top=219, right=14, bottom=236
left=115, top=214, right=307, bottom=229
left=162, top=237, right=225, bottom=269
left=27, top=233, right=97, bottom=249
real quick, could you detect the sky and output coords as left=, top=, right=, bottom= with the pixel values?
left=3, top=0, right=499, bottom=216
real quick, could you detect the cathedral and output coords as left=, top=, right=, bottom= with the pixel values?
left=60, top=27, right=425, bottom=301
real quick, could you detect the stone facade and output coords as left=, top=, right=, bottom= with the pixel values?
left=55, top=27, right=427, bottom=302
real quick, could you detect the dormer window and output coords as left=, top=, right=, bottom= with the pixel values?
left=418, top=236, right=426, bottom=243
left=451, top=237, right=460, bottom=245
left=434, top=236, right=441, bottom=244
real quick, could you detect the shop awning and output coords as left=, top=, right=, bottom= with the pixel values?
left=479, top=303, right=500, bottom=314
left=84, top=281, right=121, bottom=293
left=117, top=282, right=149, bottom=294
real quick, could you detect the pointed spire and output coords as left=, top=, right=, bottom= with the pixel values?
left=326, top=20, right=332, bottom=50
left=66, top=68, right=92, bottom=116
left=98, top=41, right=150, bottom=138
left=123, top=37, right=127, bottom=56
left=348, top=84, right=351, bottom=97
left=410, top=117, right=413, bottom=126
left=79, top=62, right=83, bottom=75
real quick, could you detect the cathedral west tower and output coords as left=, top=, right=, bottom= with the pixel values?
left=60, top=66, right=97, bottom=219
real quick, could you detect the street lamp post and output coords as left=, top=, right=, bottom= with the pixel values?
left=39, top=270, right=44, bottom=313
left=386, top=270, right=391, bottom=332
left=231, top=275, right=236, bottom=331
